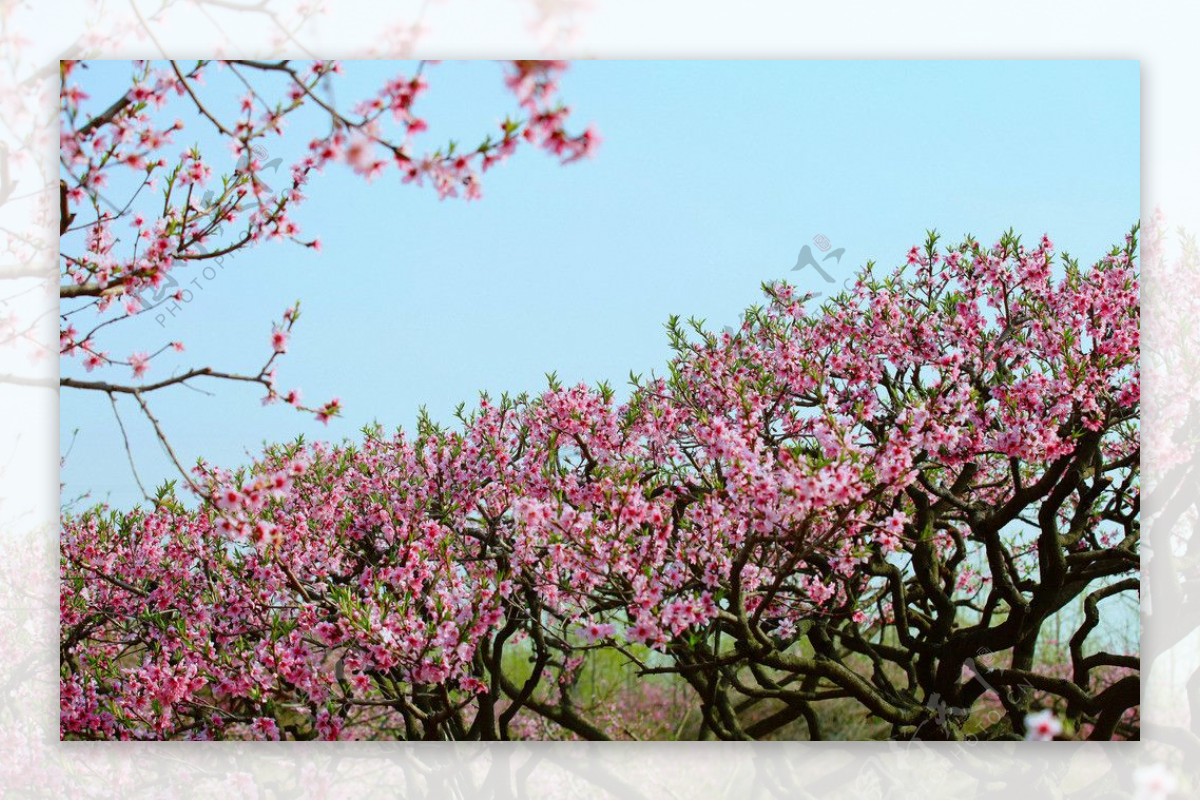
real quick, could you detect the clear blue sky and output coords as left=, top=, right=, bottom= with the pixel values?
left=60, top=60, right=1139, bottom=509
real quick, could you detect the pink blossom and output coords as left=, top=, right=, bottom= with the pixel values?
left=82, top=351, right=108, bottom=372
left=315, top=398, right=341, bottom=424
left=128, top=352, right=150, bottom=379
left=249, top=717, right=281, bottom=741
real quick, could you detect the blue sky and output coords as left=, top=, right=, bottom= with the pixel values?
left=60, top=60, right=1139, bottom=509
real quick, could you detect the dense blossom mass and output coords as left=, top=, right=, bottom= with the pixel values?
left=61, top=230, right=1140, bottom=740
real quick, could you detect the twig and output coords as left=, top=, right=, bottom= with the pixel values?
left=108, top=392, right=152, bottom=502
left=132, top=390, right=202, bottom=494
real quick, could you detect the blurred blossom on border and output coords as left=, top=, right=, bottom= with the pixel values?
left=1133, top=763, right=1177, bottom=800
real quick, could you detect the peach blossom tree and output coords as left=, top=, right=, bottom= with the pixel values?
left=61, top=230, right=1140, bottom=740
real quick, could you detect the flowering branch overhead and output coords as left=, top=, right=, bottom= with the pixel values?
left=59, top=59, right=599, bottom=484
